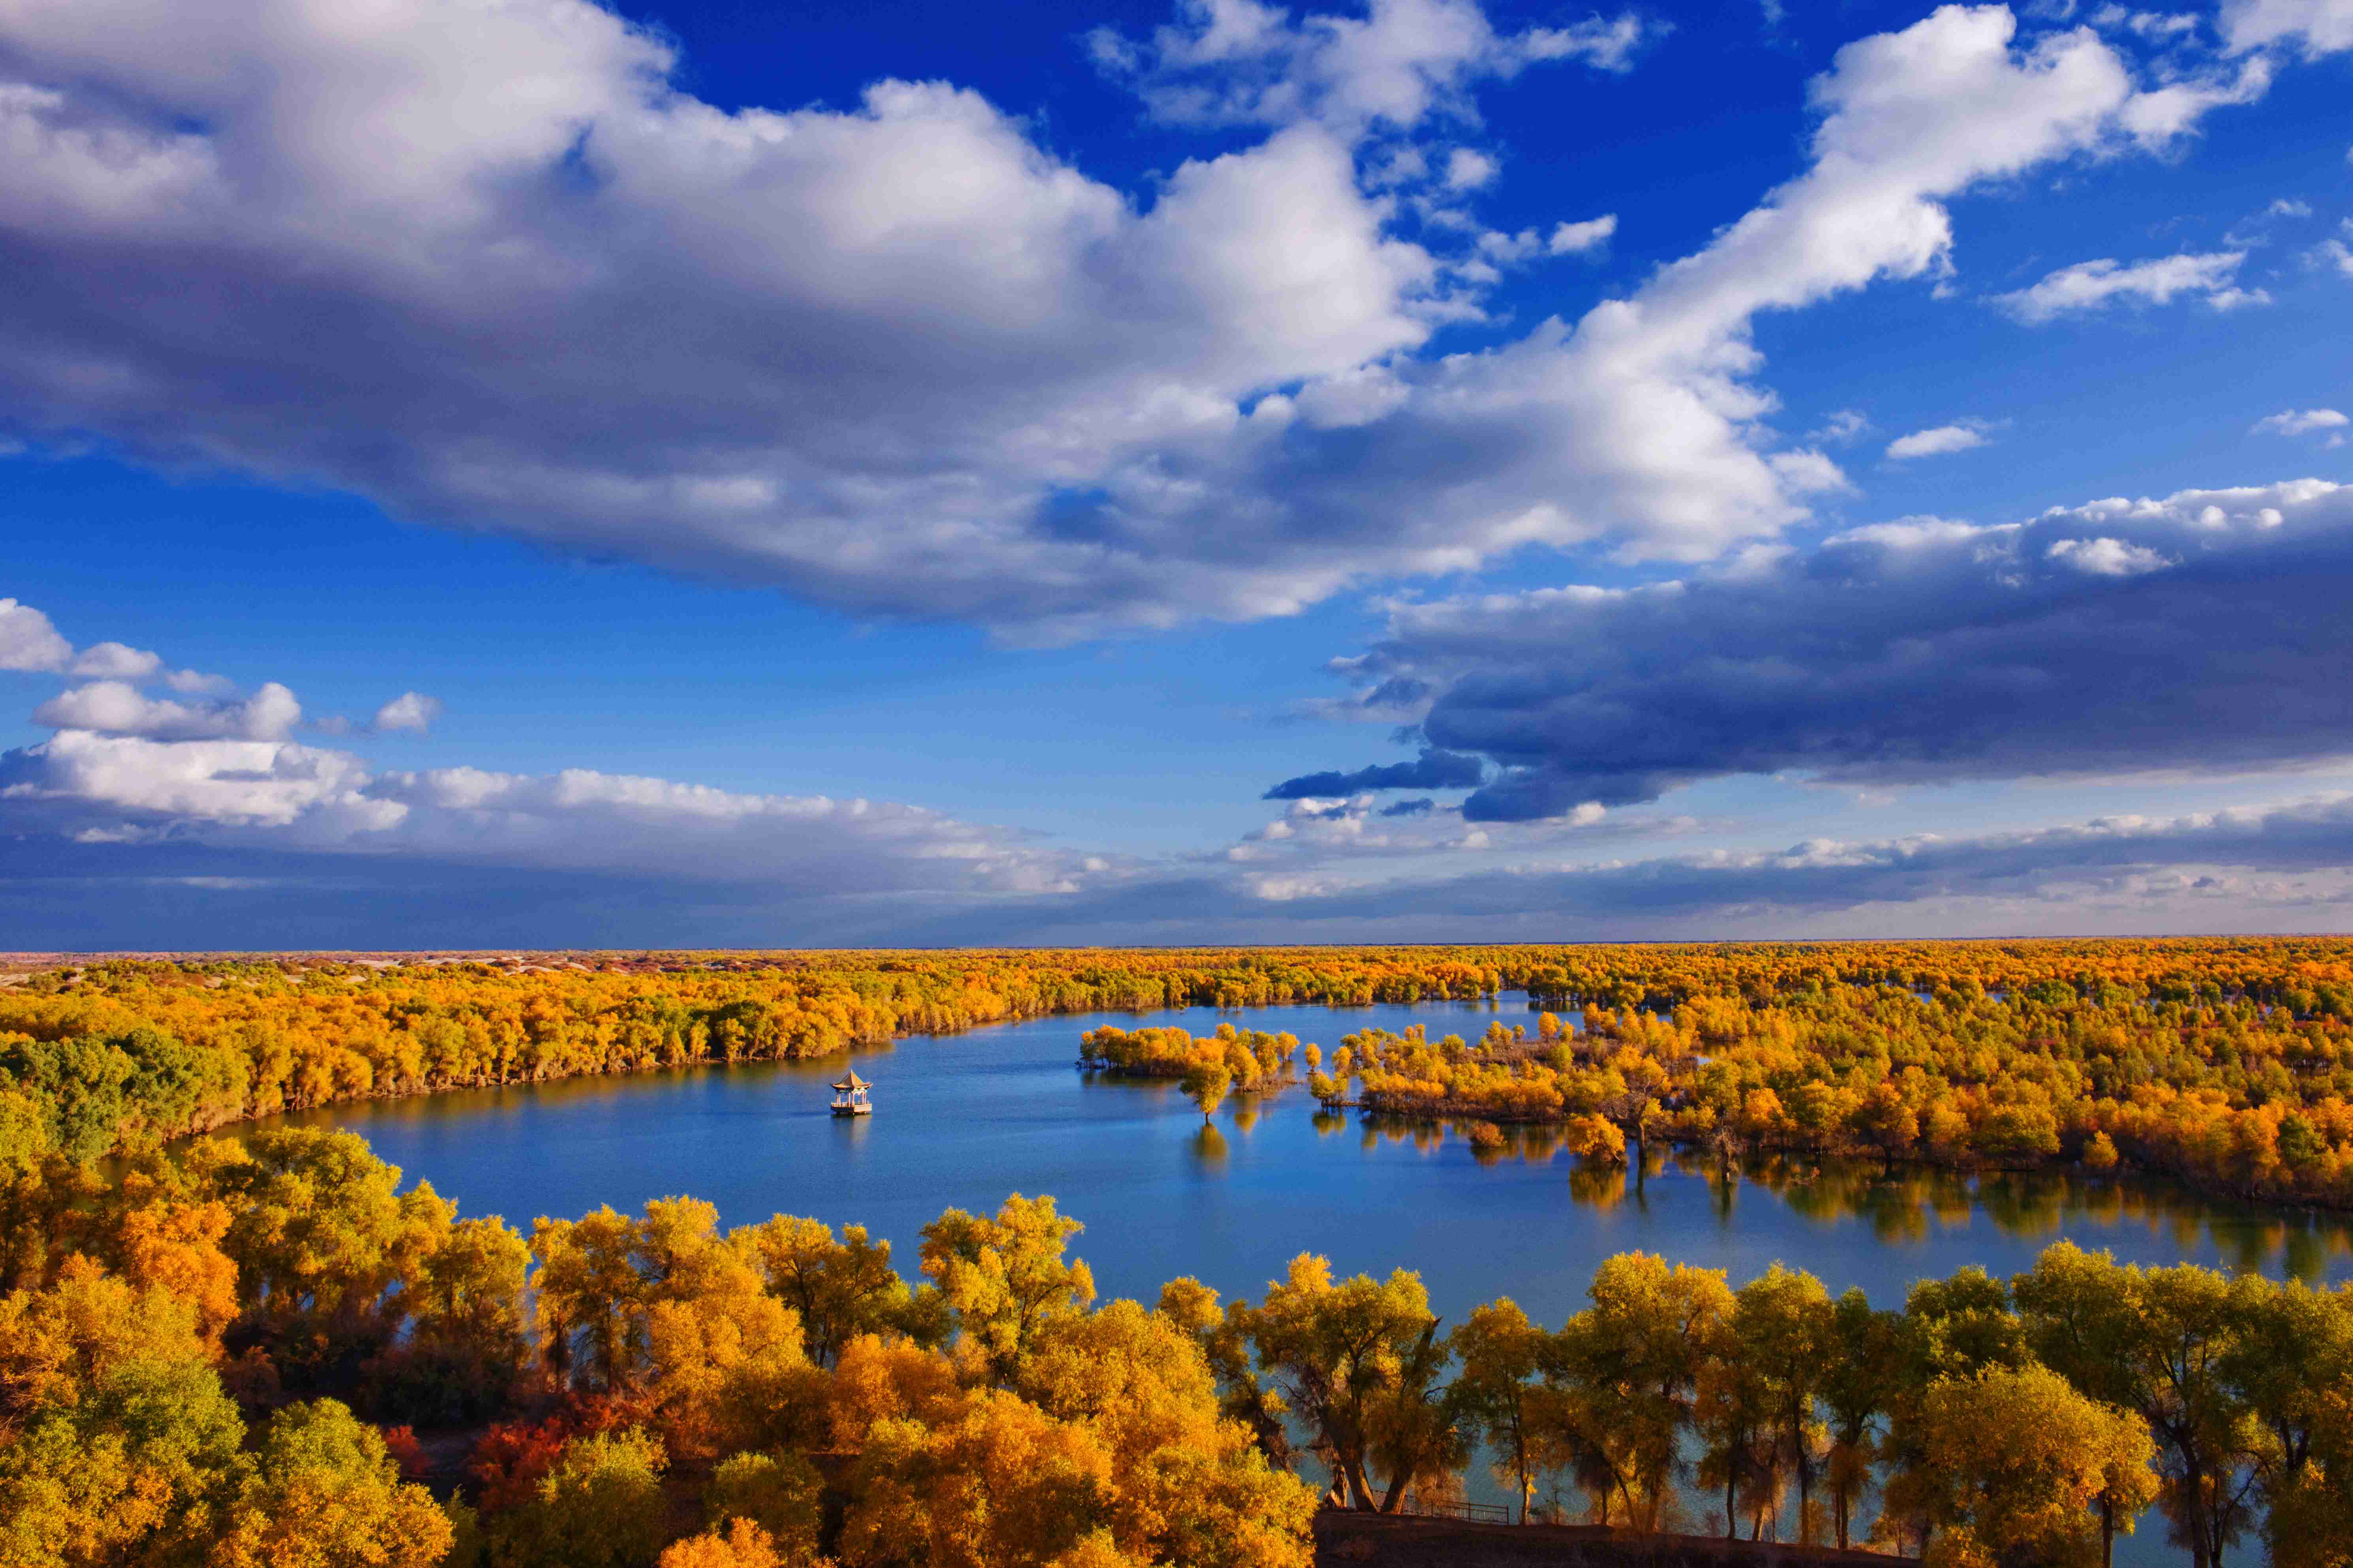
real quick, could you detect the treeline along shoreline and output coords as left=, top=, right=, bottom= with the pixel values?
left=4, top=1119, right=2349, bottom=1568
left=10, top=939, right=2353, bottom=1211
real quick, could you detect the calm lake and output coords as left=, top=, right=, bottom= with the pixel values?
left=258, top=994, right=2351, bottom=1559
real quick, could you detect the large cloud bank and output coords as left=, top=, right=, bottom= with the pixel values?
left=0, top=0, right=2269, bottom=638
left=1305, top=479, right=2353, bottom=820
left=916, top=793, right=2353, bottom=945
left=12, top=586, right=2353, bottom=946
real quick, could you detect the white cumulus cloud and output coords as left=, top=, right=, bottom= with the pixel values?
left=2254, top=408, right=2350, bottom=435
left=1993, top=250, right=2255, bottom=321
left=0, top=0, right=2261, bottom=638
left=1098, top=0, right=1654, bottom=131
left=0, top=598, right=72, bottom=672
left=2045, top=535, right=2173, bottom=575
left=1547, top=214, right=1616, bottom=254
left=1810, top=409, right=1872, bottom=445
left=1443, top=147, right=1497, bottom=188
left=0, top=729, right=1100, bottom=896
left=32, top=679, right=303, bottom=741
left=0, top=596, right=1120, bottom=931
left=371, top=692, right=444, bottom=733
left=1, top=596, right=228, bottom=689
left=1886, top=423, right=1990, bottom=460
left=2221, top=0, right=2353, bottom=53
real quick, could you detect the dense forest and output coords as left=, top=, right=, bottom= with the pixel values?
left=15, top=939, right=2345, bottom=1206
left=1, top=1122, right=2348, bottom=1568
left=7, top=943, right=2353, bottom=1565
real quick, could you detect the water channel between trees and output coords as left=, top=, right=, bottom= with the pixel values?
left=253, top=993, right=2353, bottom=1563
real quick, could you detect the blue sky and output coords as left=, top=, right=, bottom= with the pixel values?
left=2, top=0, right=2351, bottom=948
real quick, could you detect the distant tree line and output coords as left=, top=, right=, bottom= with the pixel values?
left=11, top=938, right=2353, bottom=1209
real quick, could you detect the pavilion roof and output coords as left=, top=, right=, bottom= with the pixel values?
left=832, top=1071, right=871, bottom=1090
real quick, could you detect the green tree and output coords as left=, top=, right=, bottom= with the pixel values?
left=2220, top=1273, right=2353, bottom=1526
left=2221, top=1275, right=2353, bottom=1568
left=1447, top=1299, right=1550, bottom=1523
left=2014, top=1243, right=2157, bottom=1568
left=705, top=1451, right=823, bottom=1564
left=2260, top=1375, right=2353, bottom=1568
left=111, top=1026, right=239, bottom=1143
left=1696, top=1324, right=1776, bottom=1540
left=369, top=1214, right=532, bottom=1423
left=0, top=1260, right=246, bottom=1567
left=1238, top=1255, right=1446, bottom=1513
left=207, top=1398, right=454, bottom=1568
left=1180, top=1062, right=1231, bottom=1122
left=0, top=1353, right=247, bottom=1567
left=741, top=1215, right=911, bottom=1367
left=0, top=1037, right=133, bottom=1166
left=2122, top=1265, right=2261, bottom=1568
left=0, top=1088, right=52, bottom=1175
left=1731, top=1264, right=1834, bottom=1544
left=1550, top=1252, right=1732, bottom=1530
left=919, top=1194, right=1095, bottom=1384
left=1911, top=1364, right=2157, bottom=1568
left=1364, top=1316, right=1464, bottom=1517
left=1818, top=1287, right=1896, bottom=1550
left=2012, top=1248, right=2255, bottom=1568
left=1880, top=1266, right=2031, bottom=1554
left=210, top=1127, right=452, bottom=1389
left=488, top=1427, right=670, bottom=1568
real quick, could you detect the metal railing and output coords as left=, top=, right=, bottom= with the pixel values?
left=1390, top=1494, right=1515, bottom=1525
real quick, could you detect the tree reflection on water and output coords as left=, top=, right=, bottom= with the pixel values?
left=1346, top=1113, right=2353, bottom=1283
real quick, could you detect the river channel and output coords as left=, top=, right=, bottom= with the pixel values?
left=255, top=994, right=2351, bottom=1560
left=258, top=993, right=2352, bottom=1313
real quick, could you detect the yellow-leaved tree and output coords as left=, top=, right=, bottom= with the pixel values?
left=207, top=1398, right=453, bottom=1568
left=918, top=1195, right=1093, bottom=1385
left=1912, top=1364, right=2157, bottom=1568
left=0, top=1259, right=246, bottom=1568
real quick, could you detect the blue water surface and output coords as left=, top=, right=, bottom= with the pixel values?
left=255, top=994, right=2353, bottom=1317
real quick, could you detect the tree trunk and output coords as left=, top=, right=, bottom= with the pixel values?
left=2182, top=1461, right=2212, bottom=1568
left=2099, top=1495, right=2114, bottom=1568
